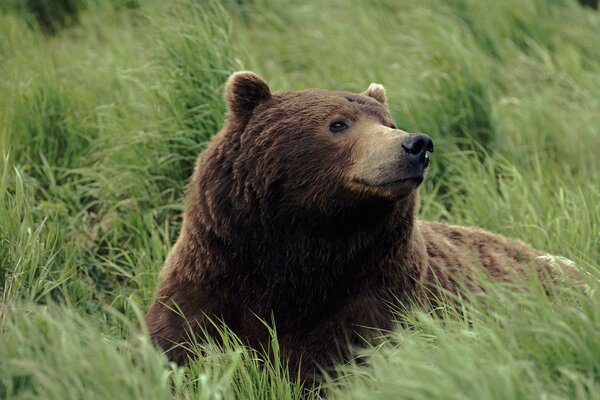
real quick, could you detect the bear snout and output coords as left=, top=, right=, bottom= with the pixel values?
left=401, top=133, right=433, bottom=169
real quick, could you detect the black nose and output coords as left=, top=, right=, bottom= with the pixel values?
left=401, top=133, right=433, bottom=164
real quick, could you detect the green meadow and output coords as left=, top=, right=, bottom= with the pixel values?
left=1, top=0, right=599, bottom=398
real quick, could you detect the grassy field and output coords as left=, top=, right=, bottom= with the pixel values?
left=1, top=0, right=599, bottom=398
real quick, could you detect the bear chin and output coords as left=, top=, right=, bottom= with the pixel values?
left=351, top=176, right=424, bottom=201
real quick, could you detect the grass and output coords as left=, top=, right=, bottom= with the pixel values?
left=0, top=0, right=598, bottom=398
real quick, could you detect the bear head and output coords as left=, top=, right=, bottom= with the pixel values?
left=200, top=71, right=433, bottom=227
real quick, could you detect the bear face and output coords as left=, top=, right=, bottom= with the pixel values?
left=220, top=71, right=434, bottom=218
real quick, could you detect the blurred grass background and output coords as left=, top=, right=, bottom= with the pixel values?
left=0, top=0, right=599, bottom=398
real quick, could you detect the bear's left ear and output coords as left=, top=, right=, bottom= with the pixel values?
left=225, top=71, right=272, bottom=124
left=362, top=83, right=387, bottom=104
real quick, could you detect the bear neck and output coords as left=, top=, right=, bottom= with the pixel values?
left=188, top=176, right=419, bottom=287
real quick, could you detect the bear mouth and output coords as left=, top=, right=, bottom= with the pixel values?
left=353, top=175, right=424, bottom=188
left=380, top=176, right=424, bottom=187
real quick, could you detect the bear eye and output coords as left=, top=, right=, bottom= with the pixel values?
left=329, top=119, right=350, bottom=133
left=390, top=123, right=397, bottom=129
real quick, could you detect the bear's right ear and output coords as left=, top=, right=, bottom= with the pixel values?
left=225, top=71, right=271, bottom=124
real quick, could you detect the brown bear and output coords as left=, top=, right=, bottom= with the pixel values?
left=146, top=71, right=574, bottom=382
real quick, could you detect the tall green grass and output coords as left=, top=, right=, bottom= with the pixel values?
left=0, top=0, right=598, bottom=398
left=329, top=279, right=600, bottom=400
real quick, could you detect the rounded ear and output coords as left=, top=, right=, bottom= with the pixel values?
left=225, top=71, right=271, bottom=123
left=362, top=83, right=386, bottom=104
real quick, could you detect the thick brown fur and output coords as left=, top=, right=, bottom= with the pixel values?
left=146, top=71, right=574, bottom=383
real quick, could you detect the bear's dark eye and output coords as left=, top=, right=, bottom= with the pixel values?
left=329, top=120, right=350, bottom=133
left=390, top=123, right=397, bottom=129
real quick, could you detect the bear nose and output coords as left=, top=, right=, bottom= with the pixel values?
left=401, top=133, right=434, bottom=164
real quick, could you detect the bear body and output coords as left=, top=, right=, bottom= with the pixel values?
left=146, top=72, right=568, bottom=381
